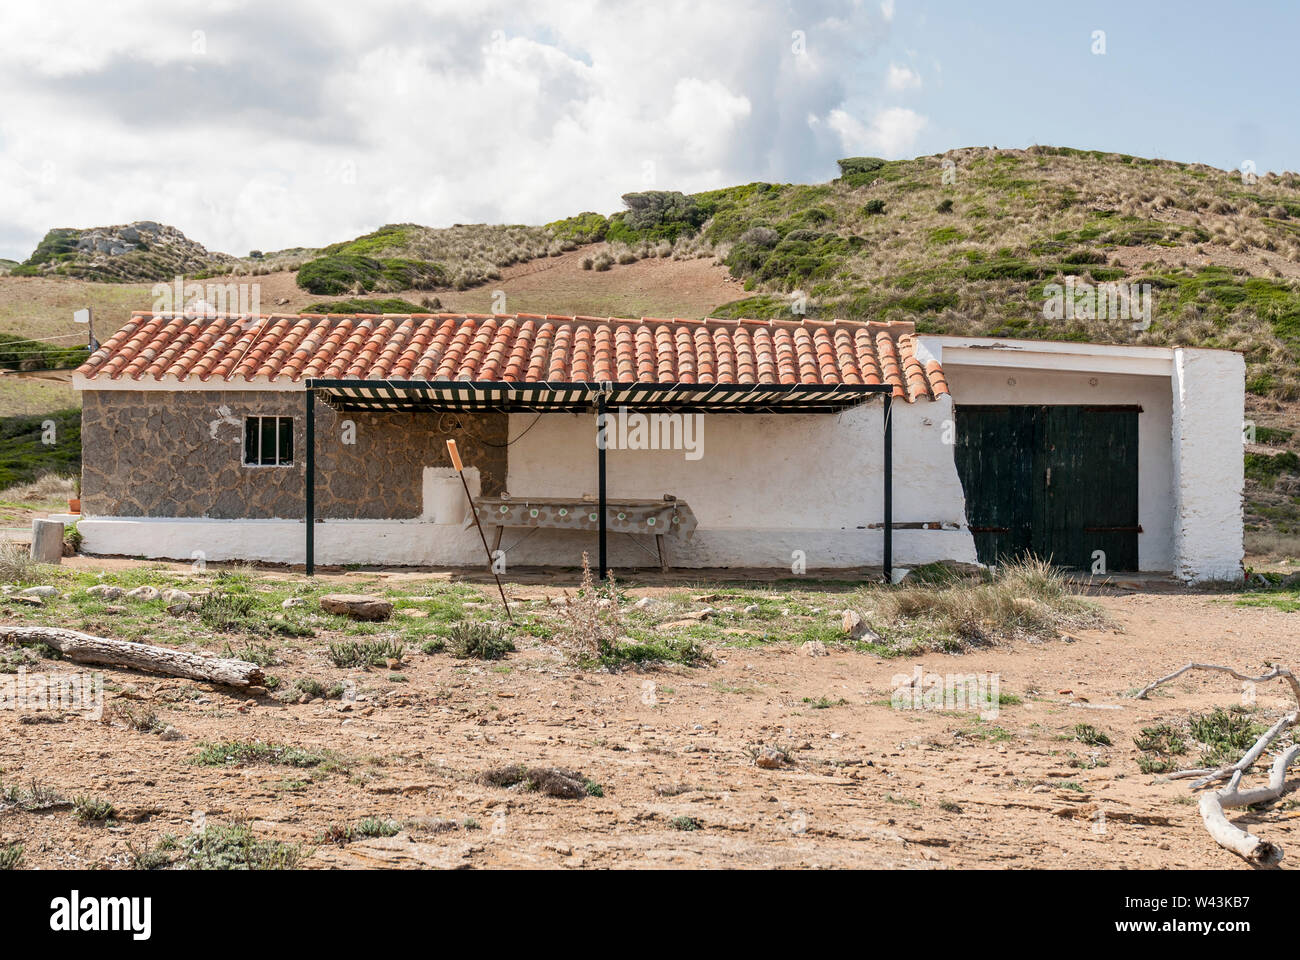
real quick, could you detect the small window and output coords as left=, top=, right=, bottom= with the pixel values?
left=244, top=417, right=294, bottom=466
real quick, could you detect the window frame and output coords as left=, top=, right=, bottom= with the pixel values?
left=242, top=415, right=295, bottom=468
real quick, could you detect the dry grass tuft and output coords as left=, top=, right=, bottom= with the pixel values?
left=870, top=556, right=1106, bottom=647
left=0, top=473, right=74, bottom=503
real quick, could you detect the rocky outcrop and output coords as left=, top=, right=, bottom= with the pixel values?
left=19, top=221, right=238, bottom=282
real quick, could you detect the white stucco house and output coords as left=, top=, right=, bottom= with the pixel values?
left=69, top=312, right=1245, bottom=583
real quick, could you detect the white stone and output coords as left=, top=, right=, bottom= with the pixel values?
left=20, top=586, right=60, bottom=599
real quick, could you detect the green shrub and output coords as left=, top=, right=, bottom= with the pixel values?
left=192, top=740, right=339, bottom=769
left=836, top=156, right=887, bottom=180
left=0, top=409, right=81, bottom=488
left=448, top=622, right=514, bottom=660
left=1134, top=723, right=1186, bottom=756
left=296, top=254, right=446, bottom=295
left=302, top=298, right=426, bottom=314
left=1072, top=723, right=1111, bottom=747
left=73, top=795, right=116, bottom=822
left=545, top=212, right=609, bottom=243
left=1245, top=450, right=1299, bottom=486
left=182, top=823, right=309, bottom=870
left=198, top=591, right=257, bottom=632
left=328, top=638, right=404, bottom=668
left=0, top=333, right=88, bottom=372
left=861, top=199, right=886, bottom=215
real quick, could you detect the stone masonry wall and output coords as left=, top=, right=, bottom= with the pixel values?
left=81, top=390, right=507, bottom=519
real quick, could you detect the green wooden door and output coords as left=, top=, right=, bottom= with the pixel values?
left=954, top=405, right=1140, bottom=571
left=952, top=405, right=1037, bottom=565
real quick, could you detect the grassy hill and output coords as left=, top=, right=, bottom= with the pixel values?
left=1, top=144, right=1298, bottom=559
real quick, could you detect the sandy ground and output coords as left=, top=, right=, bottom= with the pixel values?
left=1, top=568, right=1297, bottom=870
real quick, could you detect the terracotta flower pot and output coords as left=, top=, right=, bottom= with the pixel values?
left=68, top=498, right=81, bottom=514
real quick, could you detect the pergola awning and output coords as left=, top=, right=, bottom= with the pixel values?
left=303, top=377, right=898, bottom=583
left=307, top=378, right=890, bottom=414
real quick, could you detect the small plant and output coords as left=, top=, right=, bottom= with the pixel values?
left=220, top=641, right=279, bottom=667
left=1, top=779, right=64, bottom=811
left=1189, top=707, right=1264, bottom=766
left=420, top=637, right=446, bottom=654
left=113, top=703, right=165, bottom=733
left=192, top=740, right=340, bottom=770
left=583, top=779, right=605, bottom=797
left=1137, top=755, right=1179, bottom=775
left=321, top=817, right=400, bottom=845
left=448, top=622, right=514, bottom=661
left=862, top=198, right=886, bottom=215
left=802, top=696, right=847, bottom=709
left=554, top=553, right=623, bottom=664
left=182, top=823, right=310, bottom=870
left=73, top=795, right=116, bottom=823
left=126, top=836, right=176, bottom=870
left=198, top=590, right=257, bottom=631
left=1134, top=723, right=1187, bottom=756
left=328, top=638, right=405, bottom=668
left=1072, top=723, right=1112, bottom=747
left=0, top=844, right=23, bottom=870
left=292, top=678, right=344, bottom=700
left=670, top=815, right=701, bottom=831
left=938, top=799, right=963, bottom=813
left=478, top=764, right=589, bottom=798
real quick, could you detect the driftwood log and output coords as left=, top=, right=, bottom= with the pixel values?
left=1138, top=662, right=1300, bottom=865
left=0, top=625, right=264, bottom=688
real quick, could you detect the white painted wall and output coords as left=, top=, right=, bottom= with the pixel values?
left=76, top=517, right=490, bottom=567
left=1170, top=348, right=1245, bottom=581
left=937, top=363, right=1176, bottom=572
left=497, top=399, right=976, bottom=569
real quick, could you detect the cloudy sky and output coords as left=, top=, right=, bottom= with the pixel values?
left=0, top=0, right=1296, bottom=261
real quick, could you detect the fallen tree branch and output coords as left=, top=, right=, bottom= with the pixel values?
left=0, top=625, right=264, bottom=688
left=1135, top=662, right=1300, bottom=706
left=1199, top=745, right=1300, bottom=866
left=1139, top=661, right=1300, bottom=865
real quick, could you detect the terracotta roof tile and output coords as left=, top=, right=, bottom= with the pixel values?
left=75, top=312, right=949, bottom=402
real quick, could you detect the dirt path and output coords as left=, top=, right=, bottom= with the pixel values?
left=0, top=583, right=1295, bottom=869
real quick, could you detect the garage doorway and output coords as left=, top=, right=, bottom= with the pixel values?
left=953, top=405, right=1140, bottom=571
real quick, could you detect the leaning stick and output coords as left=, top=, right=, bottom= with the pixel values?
left=446, top=439, right=513, bottom=623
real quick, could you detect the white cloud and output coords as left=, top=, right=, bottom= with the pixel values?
left=881, top=0, right=896, bottom=21
left=825, top=106, right=927, bottom=158
left=0, top=0, right=905, bottom=260
left=886, top=63, right=921, bottom=92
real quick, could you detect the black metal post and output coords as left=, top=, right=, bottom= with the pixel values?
left=597, top=392, right=608, bottom=581
left=305, top=386, right=315, bottom=576
left=883, top=391, right=893, bottom=584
